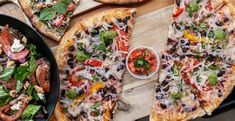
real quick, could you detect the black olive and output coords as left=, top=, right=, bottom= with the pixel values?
left=180, top=55, right=185, bottom=60
left=101, top=76, right=107, bottom=82
left=68, top=56, right=74, bottom=61
left=119, top=64, right=124, bottom=70
left=76, top=32, right=81, bottom=38
left=163, top=85, right=170, bottom=92
left=167, top=38, right=175, bottom=45
left=224, top=17, right=229, bottom=22
left=217, top=69, right=225, bottom=77
left=184, top=25, right=190, bottom=30
left=155, top=88, right=161, bottom=93
left=68, top=46, right=75, bottom=52
left=122, top=59, right=126, bottom=63
left=182, top=47, right=188, bottom=53
left=155, top=95, right=163, bottom=100
left=175, top=0, right=181, bottom=6
left=167, top=47, right=177, bottom=54
left=109, top=75, right=115, bottom=80
left=160, top=103, right=167, bottom=109
left=162, top=64, right=168, bottom=69
left=110, top=86, right=117, bottom=94
left=68, top=53, right=74, bottom=58
left=105, top=68, right=109, bottom=72
left=65, top=70, right=69, bottom=74
left=116, top=18, right=122, bottom=22
left=78, top=89, right=85, bottom=96
left=218, top=89, right=223, bottom=97
left=201, top=30, right=207, bottom=36
left=207, top=54, right=216, bottom=61
left=215, top=21, right=223, bottom=26
left=61, top=89, right=65, bottom=97
left=124, top=26, right=129, bottom=33
left=104, top=38, right=113, bottom=46
left=117, top=68, right=120, bottom=71
left=161, top=80, right=169, bottom=87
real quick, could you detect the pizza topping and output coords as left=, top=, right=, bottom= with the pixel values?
left=186, top=0, right=200, bottom=17
left=214, top=28, right=226, bottom=40
left=208, top=73, right=218, bottom=86
left=10, top=38, right=25, bottom=53
left=173, top=7, right=184, bottom=17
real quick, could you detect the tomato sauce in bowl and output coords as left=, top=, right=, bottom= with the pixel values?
left=126, top=46, right=160, bottom=79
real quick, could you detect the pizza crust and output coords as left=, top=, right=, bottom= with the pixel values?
left=18, top=0, right=65, bottom=41
left=54, top=103, right=68, bottom=121
left=95, top=0, right=144, bottom=4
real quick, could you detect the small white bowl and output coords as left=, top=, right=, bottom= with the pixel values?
left=126, top=46, right=160, bottom=80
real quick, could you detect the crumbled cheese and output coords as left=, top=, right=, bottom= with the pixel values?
left=34, top=85, right=44, bottom=93
left=10, top=38, right=25, bottom=53
left=37, top=93, right=45, bottom=100
left=24, top=81, right=30, bottom=89
left=7, top=61, right=15, bottom=67
left=10, top=101, right=22, bottom=111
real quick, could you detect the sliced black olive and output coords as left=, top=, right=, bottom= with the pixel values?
left=207, top=54, right=216, bottom=61
left=68, top=46, right=75, bottom=52
left=161, top=80, right=169, bottom=87
left=122, top=59, right=126, bottom=63
left=101, top=76, right=107, bottom=82
left=167, top=38, right=176, bottom=45
left=215, top=21, right=223, bottom=26
left=105, top=68, right=109, bottom=72
left=116, top=18, right=122, bottom=22
left=217, top=69, right=225, bottom=77
left=224, top=17, right=229, bottom=22
left=155, top=88, right=161, bottom=93
left=163, top=85, right=170, bottom=92
left=109, top=75, right=115, bottom=80
left=160, top=103, right=167, bottom=109
left=76, top=32, right=81, bottom=38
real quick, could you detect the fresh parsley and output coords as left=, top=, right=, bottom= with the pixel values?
left=134, top=56, right=150, bottom=71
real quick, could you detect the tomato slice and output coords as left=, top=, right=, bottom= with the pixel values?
left=173, top=7, right=184, bottom=17
left=0, top=25, right=29, bottom=60
left=53, top=15, right=65, bottom=27
left=85, top=59, right=103, bottom=67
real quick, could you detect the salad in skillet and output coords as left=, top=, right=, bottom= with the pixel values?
left=0, top=25, right=50, bottom=121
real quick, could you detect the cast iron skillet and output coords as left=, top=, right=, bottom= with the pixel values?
left=0, top=14, right=59, bottom=121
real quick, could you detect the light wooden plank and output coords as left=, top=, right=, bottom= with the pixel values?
left=73, top=0, right=102, bottom=16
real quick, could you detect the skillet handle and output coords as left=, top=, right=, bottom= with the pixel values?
left=0, top=0, right=10, bottom=5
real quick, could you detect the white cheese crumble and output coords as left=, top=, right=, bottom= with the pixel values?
left=10, top=38, right=25, bottom=53
left=10, top=101, right=22, bottom=111
left=37, top=93, right=45, bottom=100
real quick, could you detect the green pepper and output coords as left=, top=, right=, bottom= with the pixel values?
left=208, top=73, right=218, bottom=86
left=172, top=64, right=179, bottom=76
left=76, top=51, right=89, bottom=62
left=170, top=91, right=183, bottom=99
left=66, top=89, right=78, bottom=99
left=99, top=31, right=117, bottom=53
left=186, top=0, right=200, bottom=17
left=214, top=28, right=226, bottom=40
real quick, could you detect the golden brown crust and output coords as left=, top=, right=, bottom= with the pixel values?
left=95, top=0, right=144, bottom=4
left=18, top=0, right=64, bottom=41
left=54, top=103, right=68, bottom=121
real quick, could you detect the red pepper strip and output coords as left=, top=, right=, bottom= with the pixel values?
left=0, top=25, right=29, bottom=61
left=85, top=59, right=103, bottom=67
left=173, top=7, right=184, bottom=17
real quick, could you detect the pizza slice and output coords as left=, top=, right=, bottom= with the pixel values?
left=18, top=0, right=80, bottom=41
left=55, top=8, right=136, bottom=121
left=94, top=0, right=144, bottom=4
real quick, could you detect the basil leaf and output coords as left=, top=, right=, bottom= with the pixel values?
left=22, top=105, right=41, bottom=119
left=52, top=2, right=67, bottom=14
left=215, top=28, right=226, bottom=41
left=39, top=8, right=56, bottom=21
left=0, top=86, right=11, bottom=106
left=16, top=80, right=23, bottom=92
left=208, top=73, right=218, bottom=86
left=26, top=85, right=40, bottom=100
left=28, top=56, right=37, bottom=73
left=0, top=66, right=15, bottom=81
left=14, top=66, right=30, bottom=81
left=90, top=102, right=101, bottom=109
left=61, top=0, right=73, bottom=4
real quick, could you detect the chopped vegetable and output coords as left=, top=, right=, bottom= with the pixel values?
left=0, top=86, right=11, bottom=106
left=172, top=64, right=179, bottom=76
left=99, top=31, right=117, bottom=53
left=208, top=65, right=221, bottom=70
left=134, top=56, right=150, bottom=71
left=90, top=102, right=101, bottom=109
left=173, top=7, right=184, bottom=17
left=170, top=91, right=183, bottom=99
left=66, top=89, right=78, bottom=99
left=76, top=51, right=89, bottom=62
left=186, top=0, right=200, bottom=17
left=39, top=8, right=57, bottom=21
left=208, top=73, right=218, bottom=86
left=21, top=105, right=41, bottom=119
left=0, top=66, right=15, bottom=81
left=214, top=28, right=226, bottom=40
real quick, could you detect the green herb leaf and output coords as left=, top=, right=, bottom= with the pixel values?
left=208, top=73, right=218, bottom=86
left=99, top=31, right=117, bottom=53
left=39, top=8, right=56, bottom=21
left=172, top=64, right=179, bottom=76
left=76, top=51, right=89, bottom=62
left=92, top=74, right=99, bottom=82
left=16, top=80, right=23, bottom=92
left=186, top=0, right=200, bottom=17
left=22, top=105, right=41, bottom=119
left=134, top=56, right=150, bottom=71
left=14, top=66, right=30, bottom=81
left=0, top=86, right=11, bottom=106
left=170, top=91, right=183, bottom=99
left=0, top=66, right=15, bottom=81
left=215, top=28, right=226, bottom=41
left=208, top=65, right=221, bottom=70
left=52, top=2, right=67, bottom=14
left=61, top=0, right=73, bottom=4
left=26, top=85, right=40, bottom=100
left=28, top=56, right=37, bottom=73
left=66, top=89, right=78, bottom=99
left=90, top=102, right=101, bottom=109
left=0, top=86, right=8, bottom=98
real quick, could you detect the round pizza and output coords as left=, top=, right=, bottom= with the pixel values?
left=55, top=8, right=136, bottom=121
left=95, top=0, right=145, bottom=4
left=18, top=0, right=80, bottom=41
left=150, top=0, right=235, bottom=120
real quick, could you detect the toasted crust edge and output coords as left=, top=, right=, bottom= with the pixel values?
left=95, top=0, right=144, bottom=4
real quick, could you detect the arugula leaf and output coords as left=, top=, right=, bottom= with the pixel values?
left=0, top=86, right=12, bottom=106
left=76, top=51, right=89, bottom=62
left=27, top=44, right=37, bottom=57
left=215, top=28, right=226, bottom=41
left=16, top=80, right=23, bottom=92
left=208, top=65, right=221, bottom=70
left=208, top=73, right=219, bottom=86
left=22, top=105, right=41, bottom=119
left=99, top=31, right=117, bottom=53
left=66, top=89, right=78, bottom=99
left=26, top=85, right=40, bottom=100
left=52, top=2, right=67, bottom=14
left=0, top=66, right=15, bottom=81
left=186, top=0, right=199, bottom=17
left=39, top=8, right=56, bottom=21
left=14, top=66, right=30, bottom=81
left=28, top=56, right=37, bottom=73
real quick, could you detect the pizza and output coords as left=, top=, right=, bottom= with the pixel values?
left=95, top=0, right=144, bottom=4
left=0, top=25, right=51, bottom=120
left=55, top=8, right=136, bottom=121
left=150, top=0, right=235, bottom=120
left=18, top=0, right=80, bottom=41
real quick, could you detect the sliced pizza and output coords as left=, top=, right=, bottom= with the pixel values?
left=94, top=0, right=144, bottom=4
left=55, top=8, right=136, bottom=121
left=18, top=0, right=80, bottom=41
left=151, top=0, right=235, bottom=120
